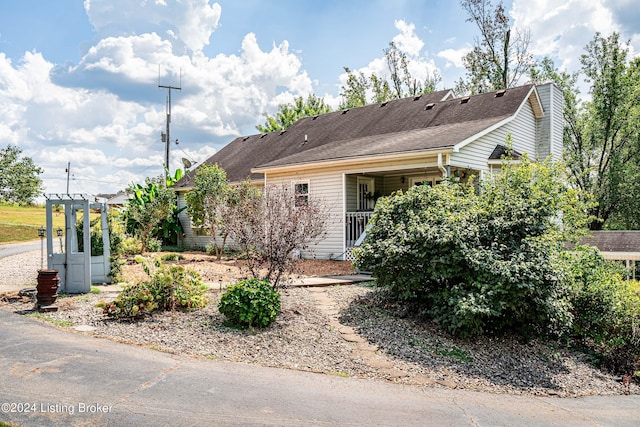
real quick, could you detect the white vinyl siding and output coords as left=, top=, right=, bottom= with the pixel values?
left=176, top=193, right=219, bottom=250
left=451, top=97, right=538, bottom=171
left=268, top=171, right=344, bottom=260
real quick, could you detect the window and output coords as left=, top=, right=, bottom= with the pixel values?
left=294, top=182, right=309, bottom=207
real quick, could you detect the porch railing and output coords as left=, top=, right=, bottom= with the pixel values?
left=346, top=211, right=373, bottom=248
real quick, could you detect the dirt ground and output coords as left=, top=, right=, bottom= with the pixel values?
left=120, top=252, right=357, bottom=285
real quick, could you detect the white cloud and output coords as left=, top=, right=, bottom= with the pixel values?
left=437, top=47, right=470, bottom=68
left=335, top=20, right=443, bottom=102
left=84, top=0, right=221, bottom=52
left=3, top=3, right=314, bottom=196
left=392, top=20, right=424, bottom=57
left=511, top=0, right=623, bottom=71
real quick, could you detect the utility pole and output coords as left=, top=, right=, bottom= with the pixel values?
left=65, top=162, right=70, bottom=194
left=159, top=71, right=181, bottom=179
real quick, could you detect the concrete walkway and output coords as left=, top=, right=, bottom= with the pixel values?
left=1, top=309, right=639, bottom=427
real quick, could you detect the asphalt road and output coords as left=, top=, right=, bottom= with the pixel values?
left=1, top=310, right=639, bottom=426
left=0, top=240, right=41, bottom=260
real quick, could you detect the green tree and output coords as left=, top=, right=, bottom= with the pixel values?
left=530, top=33, right=640, bottom=230
left=0, top=144, right=44, bottom=205
left=256, top=94, right=332, bottom=133
left=457, top=0, right=534, bottom=94
left=339, top=41, right=442, bottom=108
left=354, top=154, right=592, bottom=337
left=534, top=34, right=640, bottom=230
left=184, top=163, right=230, bottom=259
left=124, top=176, right=178, bottom=252
left=576, top=34, right=640, bottom=229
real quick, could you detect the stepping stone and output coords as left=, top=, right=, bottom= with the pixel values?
left=412, top=375, right=436, bottom=386
left=436, top=380, right=458, bottom=389
left=341, top=333, right=366, bottom=343
left=338, top=326, right=354, bottom=334
left=366, top=359, right=395, bottom=369
left=73, top=325, right=96, bottom=332
left=328, top=320, right=342, bottom=329
left=358, top=350, right=378, bottom=360
left=380, top=368, right=407, bottom=379
left=356, top=342, right=378, bottom=352
left=322, top=310, right=340, bottom=316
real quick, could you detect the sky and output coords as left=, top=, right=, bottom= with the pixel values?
left=1, top=0, right=639, bottom=198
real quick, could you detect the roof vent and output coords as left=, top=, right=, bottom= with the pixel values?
left=260, top=133, right=267, bottom=139
left=312, top=114, right=319, bottom=120
left=300, top=134, right=308, bottom=146
left=460, top=96, right=470, bottom=104
left=495, top=89, right=506, bottom=97
left=380, top=101, right=388, bottom=107
left=414, top=95, right=422, bottom=101
left=424, top=103, right=435, bottom=110
left=279, top=129, right=286, bottom=135
left=242, top=136, right=250, bottom=141
left=341, top=109, right=349, bottom=115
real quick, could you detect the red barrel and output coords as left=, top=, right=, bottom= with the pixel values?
left=36, top=269, right=60, bottom=306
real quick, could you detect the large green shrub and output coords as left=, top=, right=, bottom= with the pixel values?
left=563, top=246, right=640, bottom=373
left=99, top=258, right=208, bottom=318
left=218, top=279, right=281, bottom=328
left=354, top=155, right=592, bottom=337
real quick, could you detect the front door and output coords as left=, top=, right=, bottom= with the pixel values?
left=357, top=177, right=375, bottom=211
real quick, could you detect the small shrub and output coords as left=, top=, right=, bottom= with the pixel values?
left=99, top=258, right=208, bottom=318
left=161, top=253, right=185, bottom=261
left=97, top=283, right=158, bottom=318
left=218, top=278, right=281, bottom=328
left=146, top=237, right=163, bottom=252
left=205, top=242, right=217, bottom=256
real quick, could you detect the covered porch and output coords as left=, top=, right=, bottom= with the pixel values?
left=343, top=164, right=476, bottom=259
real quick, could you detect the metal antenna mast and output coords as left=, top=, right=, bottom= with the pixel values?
left=159, top=69, right=181, bottom=177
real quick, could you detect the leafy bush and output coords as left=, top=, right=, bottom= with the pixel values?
left=146, top=237, right=162, bottom=252
left=121, top=236, right=143, bottom=255
left=218, top=279, right=281, bottom=328
left=98, top=258, right=208, bottom=318
left=563, top=246, right=640, bottom=374
left=161, top=253, right=185, bottom=261
left=354, top=156, right=592, bottom=337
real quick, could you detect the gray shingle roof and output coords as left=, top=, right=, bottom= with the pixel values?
left=581, top=231, right=640, bottom=253
left=175, top=85, right=535, bottom=187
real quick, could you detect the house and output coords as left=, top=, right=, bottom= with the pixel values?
left=580, top=231, right=640, bottom=279
left=174, top=82, right=563, bottom=260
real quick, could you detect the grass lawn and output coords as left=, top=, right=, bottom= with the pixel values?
left=0, top=204, right=66, bottom=244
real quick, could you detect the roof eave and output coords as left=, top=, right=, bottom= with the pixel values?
left=452, top=115, right=513, bottom=152
left=252, top=148, right=454, bottom=174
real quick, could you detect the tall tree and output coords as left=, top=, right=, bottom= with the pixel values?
left=339, top=41, right=441, bottom=108
left=531, top=34, right=640, bottom=230
left=576, top=34, right=640, bottom=229
left=256, top=94, right=331, bottom=133
left=0, top=144, right=43, bottom=205
left=457, top=0, right=533, bottom=94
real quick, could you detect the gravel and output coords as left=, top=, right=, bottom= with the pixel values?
left=1, top=250, right=637, bottom=397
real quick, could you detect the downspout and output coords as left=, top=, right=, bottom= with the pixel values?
left=437, top=153, right=449, bottom=178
